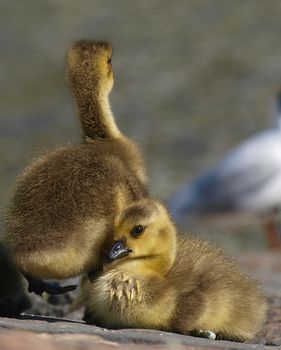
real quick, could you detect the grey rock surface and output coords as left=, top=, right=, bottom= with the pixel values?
left=0, top=316, right=275, bottom=350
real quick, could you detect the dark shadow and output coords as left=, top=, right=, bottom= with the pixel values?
left=19, top=313, right=87, bottom=325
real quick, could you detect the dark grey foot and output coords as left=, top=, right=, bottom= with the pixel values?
left=23, top=273, right=77, bottom=296
left=191, top=330, right=217, bottom=340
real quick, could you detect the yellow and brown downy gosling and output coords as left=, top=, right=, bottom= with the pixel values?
left=0, top=242, right=31, bottom=316
left=4, top=40, right=148, bottom=296
left=81, top=198, right=267, bottom=342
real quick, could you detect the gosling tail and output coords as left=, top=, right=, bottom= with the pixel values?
left=67, top=40, right=122, bottom=141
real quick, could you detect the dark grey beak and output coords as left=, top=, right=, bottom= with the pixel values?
left=107, top=240, right=132, bottom=262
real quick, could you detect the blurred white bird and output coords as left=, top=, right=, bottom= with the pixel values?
left=170, top=93, right=281, bottom=249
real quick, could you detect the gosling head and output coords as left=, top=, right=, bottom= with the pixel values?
left=67, top=40, right=114, bottom=94
left=107, top=199, right=177, bottom=276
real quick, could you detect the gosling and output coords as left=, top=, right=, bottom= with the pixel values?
left=4, top=40, right=148, bottom=295
left=82, top=198, right=267, bottom=342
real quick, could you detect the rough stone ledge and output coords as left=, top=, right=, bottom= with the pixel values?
left=0, top=315, right=275, bottom=350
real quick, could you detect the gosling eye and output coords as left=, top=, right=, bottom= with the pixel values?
left=131, top=225, right=145, bottom=237
left=107, top=57, right=112, bottom=64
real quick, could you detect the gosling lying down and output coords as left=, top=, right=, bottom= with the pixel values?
left=80, top=199, right=267, bottom=342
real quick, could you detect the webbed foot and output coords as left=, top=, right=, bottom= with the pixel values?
left=23, top=273, right=77, bottom=296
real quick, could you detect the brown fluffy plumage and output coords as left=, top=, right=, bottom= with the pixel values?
left=4, top=41, right=147, bottom=281
left=82, top=199, right=267, bottom=342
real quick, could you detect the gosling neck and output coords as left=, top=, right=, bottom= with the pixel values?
left=74, top=82, right=122, bottom=141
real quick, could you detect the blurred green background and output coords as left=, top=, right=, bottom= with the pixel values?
left=1, top=0, right=281, bottom=251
